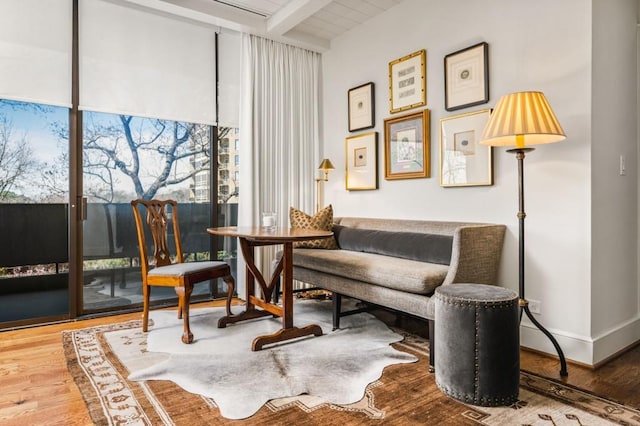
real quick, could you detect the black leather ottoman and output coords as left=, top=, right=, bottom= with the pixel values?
left=434, top=284, right=519, bottom=406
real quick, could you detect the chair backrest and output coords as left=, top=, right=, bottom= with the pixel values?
left=131, top=199, right=184, bottom=277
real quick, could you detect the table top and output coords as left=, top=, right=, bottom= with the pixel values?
left=207, top=226, right=333, bottom=242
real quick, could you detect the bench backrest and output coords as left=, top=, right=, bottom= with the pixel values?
left=335, top=217, right=495, bottom=236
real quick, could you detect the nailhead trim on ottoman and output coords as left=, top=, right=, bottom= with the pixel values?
left=434, top=283, right=519, bottom=407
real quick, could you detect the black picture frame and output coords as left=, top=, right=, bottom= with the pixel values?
left=348, top=82, right=375, bottom=132
left=444, top=42, right=489, bottom=111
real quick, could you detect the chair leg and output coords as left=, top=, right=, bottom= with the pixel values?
left=174, top=285, right=194, bottom=344
left=142, top=283, right=150, bottom=332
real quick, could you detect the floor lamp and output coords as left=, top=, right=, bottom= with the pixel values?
left=480, top=91, right=569, bottom=377
left=315, top=158, right=334, bottom=212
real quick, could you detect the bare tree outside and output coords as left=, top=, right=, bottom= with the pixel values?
left=82, top=114, right=208, bottom=202
left=39, top=149, right=69, bottom=203
left=0, top=101, right=236, bottom=205
left=46, top=113, right=232, bottom=203
left=0, top=115, right=37, bottom=202
left=0, top=94, right=237, bottom=204
left=218, top=174, right=239, bottom=204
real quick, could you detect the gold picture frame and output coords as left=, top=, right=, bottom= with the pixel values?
left=439, top=109, right=493, bottom=187
left=388, top=49, right=426, bottom=114
left=346, top=132, right=378, bottom=190
left=384, top=109, right=430, bottom=180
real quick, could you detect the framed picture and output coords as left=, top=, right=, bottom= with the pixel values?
left=439, top=109, right=493, bottom=187
left=348, top=82, right=375, bottom=132
left=384, top=109, right=430, bottom=180
left=444, top=42, right=489, bottom=111
left=346, top=132, right=378, bottom=190
left=389, top=49, right=426, bottom=114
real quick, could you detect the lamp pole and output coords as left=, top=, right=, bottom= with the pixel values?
left=315, top=174, right=328, bottom=213
left=508, top=147, right=568, bottom=377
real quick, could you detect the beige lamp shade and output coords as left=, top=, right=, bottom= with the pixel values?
left=318, top=158, right=335, bottom=172
left=480, top=91, right=566, bottom=148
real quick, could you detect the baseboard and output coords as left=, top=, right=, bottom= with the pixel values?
left=520, top=322, right=593, bottom=366
left=592, top=315, right=640, bottom=366
left=520, top=314, right=640, bottom=366
left=519, top=346, right=596, bottom=370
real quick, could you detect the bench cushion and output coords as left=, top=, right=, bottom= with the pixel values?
left=293, top=248, right=449, bottom=295
left=333, top=225, right=453, bottom=265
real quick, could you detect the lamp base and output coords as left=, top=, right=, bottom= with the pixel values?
left=521, top=299, right=569, bottom=377
left=509, top=148, right=568, bottom=378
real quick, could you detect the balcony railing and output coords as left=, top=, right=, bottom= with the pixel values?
left=0, top=202, right=238, bottom=297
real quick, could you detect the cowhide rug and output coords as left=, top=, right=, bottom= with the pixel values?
left=116, top=300, right=417, bottom=419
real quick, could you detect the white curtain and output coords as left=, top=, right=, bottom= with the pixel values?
left=237, top=34, right=322, bottom=298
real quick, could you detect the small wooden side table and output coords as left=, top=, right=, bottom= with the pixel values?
left=206, top=226, right=333, bottom=350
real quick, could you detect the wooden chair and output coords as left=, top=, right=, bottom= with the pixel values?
left=131, top=199, right=235, bottom=343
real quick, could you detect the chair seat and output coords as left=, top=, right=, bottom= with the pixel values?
left=148, top=261, right=229, bottom=277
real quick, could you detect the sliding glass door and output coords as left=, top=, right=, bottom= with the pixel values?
left=78, top=0, right=225, bottom=313
left=0, top=1, right=241, bottom=326
left=0, top=101, right=71, bottom=325
left=81, top=113, right=229, bottom=312
left=0, top=104, right=239, bottom=323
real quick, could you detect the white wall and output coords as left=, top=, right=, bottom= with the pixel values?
left=590, top=0, right=640, bottom=363
left=322, top=0, right=638, bottom=365
left=638, top=1, right=640, bottom=344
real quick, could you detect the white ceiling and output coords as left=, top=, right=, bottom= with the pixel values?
left=127, top=0, right=404, bottom=51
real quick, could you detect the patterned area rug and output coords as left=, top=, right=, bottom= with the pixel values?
left=64, top=304, right=640, bottom=425
left=116, top=301, right=417, bottom=419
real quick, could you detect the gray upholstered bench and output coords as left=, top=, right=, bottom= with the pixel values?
left=434, top=283, right=520, bottom=406
left=291, top=217, right=507, bottom=372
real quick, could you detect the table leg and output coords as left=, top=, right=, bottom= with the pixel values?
left=282, top=241, right=293, bottom=328
left=218, top=238, right=272, bottom=328
left=218, top=238, right=323, bottom=349
left=251, top=324, right=323, bottom=351
left=251, top=241, right=322, bottom=350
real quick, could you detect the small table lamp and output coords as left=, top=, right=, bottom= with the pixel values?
left=480, top=91, right=568, bottom=377
left=315, top=158, right=334, bottom=212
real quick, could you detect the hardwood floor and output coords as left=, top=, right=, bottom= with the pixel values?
left=0, top=300, right=638, bottom=425
left=520, top=343, right=640, bottom=408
